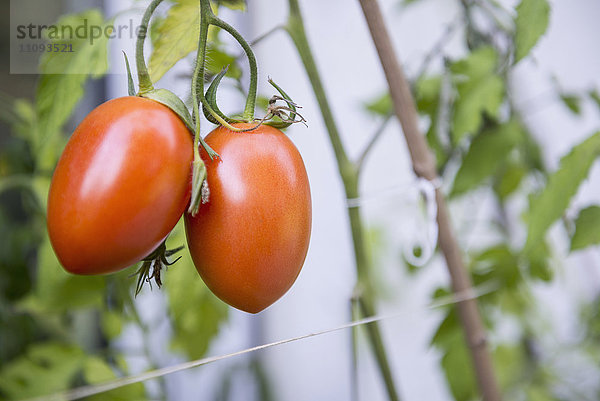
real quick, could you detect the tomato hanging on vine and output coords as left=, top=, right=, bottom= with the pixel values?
left=47, top=96, right=193, bottom=275
left=185, top=123, right=312, bottom=313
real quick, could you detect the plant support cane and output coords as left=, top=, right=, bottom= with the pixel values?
left=356, top=0, right=502, bottom=400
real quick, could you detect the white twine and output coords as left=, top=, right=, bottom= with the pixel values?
left=403, top=177, right=440, bottom=267
left=21, top=281, right=498, bottom=401
left=346, top=177, right=442, bottom=267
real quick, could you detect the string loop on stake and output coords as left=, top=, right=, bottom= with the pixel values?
left=20, top=281, right=497, bottom=401
left=403, top=177, right=439, bottom=267
left=346, top=177, right=442, bottom=267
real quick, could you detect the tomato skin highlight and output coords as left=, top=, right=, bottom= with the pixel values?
left=185, top=123, right=312, bottom=314
left=47, top=96, right=193, bottom=275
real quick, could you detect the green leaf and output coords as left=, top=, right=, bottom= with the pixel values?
left=524, top=131, right=600, bottom=254
left=581, top=296, right=600, bottom=342
left=527, top=240, right=552, bottom=281
left=495, top=163, right=527, bottom=201
left=451, top=120, right=523, bottom=197
left=571, top=205, right=600, bottom=251
left=440, top=332, right=477, bottom=401
left=0, top=343, right=84, bottom=399
left=164, top=220, right=228, bottom=360
left=148, top=0, right=241, bottom=84
left=205, top=43, right=242, bottom=79
left=430, top=303, right=480, bottom=401
left=84, top=357, right=147, bottom=401
left=451, top=47, right=504, bottom=143
left=472, top=245, right=521, bottom=289
left=36, top=9, right=110, bottom=171
left=212, top=0, right=247, bottom=11
left=414, top=76, right=449, bottom=168
left=430, top=308, right=458, bottom=347
left=416, top=76, right=442, bottom=113
left=142, top=88, right=195, bottom=132
left=364, top=92, right=392, bottom=116
left=560, top=94, right=581, bottom=115
left=149, top=0, right=199, bottom=83
left=522, top=129, right=545, bottom=172
left=452, top=46, right=497, bottom=78
left=11, top=98, right=38, bottom=145
left=493, top=345, right=525, bottom=390
left=149, top=14, right=166, bottom=46
left=39, top=10, right=109, bottom=77
left=101, top=311, right=124, bottom=340
left=496, top=286, right=529, bottom=315
left=514, top=0, right=551, bottom=63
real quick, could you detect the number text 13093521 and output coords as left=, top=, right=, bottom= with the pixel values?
left=19, top=43, right=74, bottom=53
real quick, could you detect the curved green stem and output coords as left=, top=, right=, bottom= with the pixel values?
left=192, top=1, right=231, bottom=152
left=203, top=67, right=243, bottom=125
left=286, top=2, right=401, bottom=400
left=136, top=0, right=164, bottom=94
left=187, top=0, right=215, bottom=216
left=209, top=17, right=258, bottom=120
left=192, top=0, right=211, bottom=158
left=193, top=0, right=259, bottom=131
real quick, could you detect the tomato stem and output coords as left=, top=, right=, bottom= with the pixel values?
left=209, top=16, right=258, bottom=121
left=192, top=0, right=258, bottom=129
left=188, top=0, right=220, bottom=216
left=135, top=0, right=163, bottom=95
left=192, top=0, right=239, bottom=133
left=192, top=0, right=211, bottom=153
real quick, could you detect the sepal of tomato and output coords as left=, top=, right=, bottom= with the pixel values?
left=184, top=123, right=312, bottom=314
left=141, top=88, right=196, bottom=133
left=47, top=96, right=193, bottom=275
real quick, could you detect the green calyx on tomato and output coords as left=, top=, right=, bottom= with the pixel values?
left=132, top=241, right=185, bottom=296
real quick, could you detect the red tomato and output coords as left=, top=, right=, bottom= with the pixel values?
left=47, top=96, right=193, bottom=275
left=185, top=123, right=312, bottom=313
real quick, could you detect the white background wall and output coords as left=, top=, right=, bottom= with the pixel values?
left=104, top=0, right=600, bottom=400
